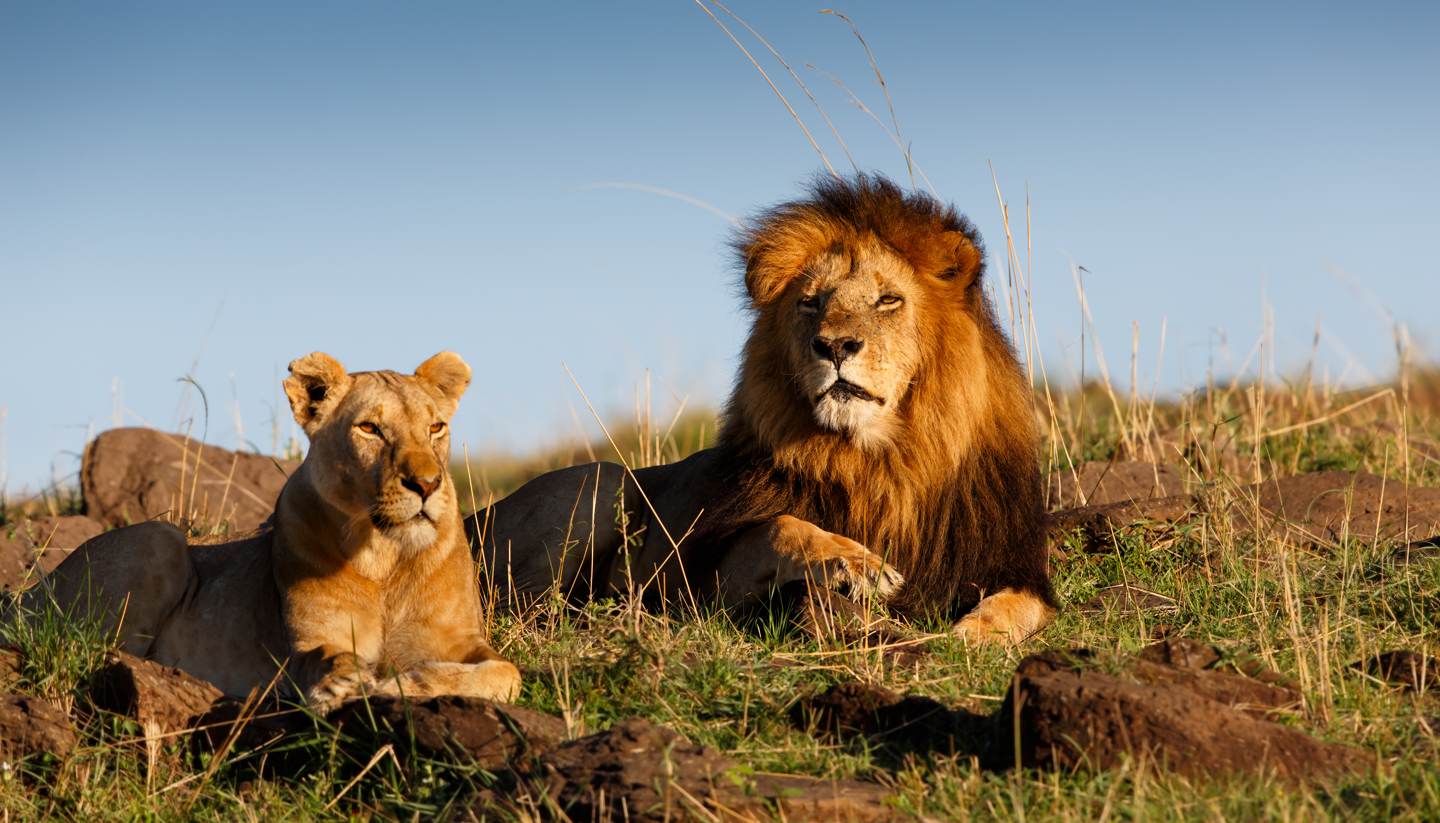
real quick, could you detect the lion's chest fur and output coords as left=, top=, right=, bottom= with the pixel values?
left=632, top=436, right=1046, bottom=618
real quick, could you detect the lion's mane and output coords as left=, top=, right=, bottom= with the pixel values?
left=698, top=174, right=1053, bottom=618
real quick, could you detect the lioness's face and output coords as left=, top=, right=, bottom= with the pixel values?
left=284, top=352, right=472, bottom=551
left=784, top=237, right=923, bottom=442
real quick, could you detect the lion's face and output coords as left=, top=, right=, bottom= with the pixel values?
left=735, top=176, right=988, bottom=453
left=782, top=237, right=923, bottom=442
left=283, top=352, right=472, bottom=552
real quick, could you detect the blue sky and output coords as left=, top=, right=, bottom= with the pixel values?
left=3, top=1, right=1437, bottom=494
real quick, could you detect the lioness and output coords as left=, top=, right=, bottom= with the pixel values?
left=473, top=174, right=1055, bottom=642
left=30, top=352, right=519, bottom=709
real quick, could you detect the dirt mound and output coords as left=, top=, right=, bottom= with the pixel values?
left=1047, top=461, right=1186, bottom=508
left=0, top=694, right=77, bottom=770
left=81, top=428, right=297, bottom=533
left=1242, top=471, right=1440, bottom=544
left=792, top=681, right=988, bottom=756
left=0, top=648, right=20, bottom=690
left=1000, top=639, right=1366, bottom=783
left=541, top=717, right=899, bottom=821
left=0, top=515, right=104, bottom=590
left=1051, top=470, right=1440, bottom=551
left=331, top=695, right=566, bottom=769
left=88, top=651, right=225, bottom=736
left=1049, top=494, right=1195, bottom=538
left=1352, top=650, right=1434, bottom=692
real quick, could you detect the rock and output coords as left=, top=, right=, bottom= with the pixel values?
left=18, top=515, right=105, bottom=554
left=792, top=681, right=988, bottom=756
left=81, top=428, right=298, bottom=533
left=0, top=694, right=77, bottom=768
left=330, top=695, right=566, bottom=769
left=1126, top=641, right=1301, bottom=714
left=1352, top=650, right=1434, bottom=692
left=89, top=651, right=224, bottom=735
left=0, top=537, right=34, bottom=592
left=1049, top=495, right=1197, bottom=552
left=541, top=718, right=898, bottom=821
left=1048, top=462, right=1186, bottom=509
left=1240, top=471, right=1440, bottom=546
left=0, top=515, right=105, bottom=590
left=1078, top=583, right=1179, bottom=615
left=1392, top=537, right=1439, bottom=565
left=0, top=648, right=21, bottom=690
left=1000, top=644, right=1365, bottom=783
left=1135, top=636, right=1222, bottom=670
left=1052, top=471, right=1440, bottom=552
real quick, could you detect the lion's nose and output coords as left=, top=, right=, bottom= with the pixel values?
left=812, top=335, right=864, bottom=366
left=401, top=473, right=442, bottom=501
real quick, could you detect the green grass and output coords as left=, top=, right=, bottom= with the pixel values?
left=1, top=377, right=1438, bottom=821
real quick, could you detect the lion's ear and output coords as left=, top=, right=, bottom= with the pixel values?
left=741, top=212, right=835, bottom=306
left=414, top=351, right=472, bottom=413
left=744, top=253, right=801, bottom=306
left=936, top=230, right=983, bottom=287
left=283, top=352, right=351, bottom=435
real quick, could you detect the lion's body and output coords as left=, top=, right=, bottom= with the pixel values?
left=33, top=353, right=519, bottom=706
left=477, top=175, right=1055, bottom=641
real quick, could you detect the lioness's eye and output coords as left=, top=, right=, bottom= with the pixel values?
left=798, top=296, right=820, bottom=313
left=356, top=422, right=380, bottom=436
left=430, top=422, right=446, bottom=435
left=878, top=294, right=903, bottom=308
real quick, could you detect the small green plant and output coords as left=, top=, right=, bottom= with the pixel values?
left=1, top=585, right=113, bottom=708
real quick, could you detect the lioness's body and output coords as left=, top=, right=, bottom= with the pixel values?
left=35, top=353, right=519, bottom=707
left=475, top=175, right=1055, bottom=641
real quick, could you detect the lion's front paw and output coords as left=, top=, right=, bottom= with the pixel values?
left=306, top=668, right=378, bottom=714
left=951, top=588, right=1054, bottom=646
left=951, top=612, right=1008, bottom=645
left=818, top=533, right=904, bottom=602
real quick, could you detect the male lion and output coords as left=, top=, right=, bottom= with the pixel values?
left=29, top=352, right=519, bottom=708
left=475, top=174, right=1055, bottom=641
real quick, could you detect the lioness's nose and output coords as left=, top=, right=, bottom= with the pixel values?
left=812, top=335, right=864, bottom=366
left=402, top=473, right=442, bottom=501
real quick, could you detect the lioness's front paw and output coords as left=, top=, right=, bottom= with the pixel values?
left=471, top=660, right=522, bottom=702
left=306, top=668, right=378, bottom=714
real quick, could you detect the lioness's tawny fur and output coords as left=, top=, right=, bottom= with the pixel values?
left=474, top=174, right=1055, bottom=642
left=30, top=352, right=518, bottom=709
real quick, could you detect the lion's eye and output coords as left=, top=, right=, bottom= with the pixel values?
left=355, top=422, right=380, bottom=436
left=878, top=294, right=903, bottom=308
left=798, top=296, right=820, bottom=313
left=429, top=422, right=446, bottom=436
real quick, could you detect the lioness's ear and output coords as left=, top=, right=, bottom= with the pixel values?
left=414, top=351, right=471, bottom=413
left=283, top=352, right=352, bottom=434
left=936, top=230, right=983, bottom=288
